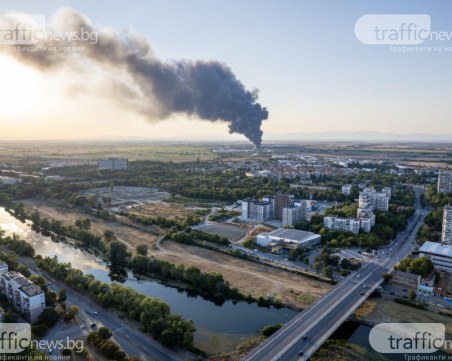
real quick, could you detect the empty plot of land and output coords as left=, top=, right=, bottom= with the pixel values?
left=22, top=199, right=160, bottom=248
left=196, top=223, right=247, bottom=242
left=155, top=240, right=331, bottom=309
left=81, top=186, right=169, bottom=207
left=128, top=201, right=201, bottom=221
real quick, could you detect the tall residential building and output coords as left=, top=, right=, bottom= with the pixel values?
left=98, top=158, right=129, bottom=170
left=262, top=195, right=276, bottom=219
left=282, top=205, right=306, bottom=227
left=275, top=194, right=292, bottom=220
left=0, top=270, right=45, bottom=322
left=442, top=205, right=452, bottom=245
left=241, top=199, right=271, bottom=222
left=438, top=170, right=452, bottom=194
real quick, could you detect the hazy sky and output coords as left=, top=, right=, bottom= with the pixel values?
left=1, top=1, right=451, bottom=142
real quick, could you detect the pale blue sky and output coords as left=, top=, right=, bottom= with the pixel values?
left=1, top=1, right=451, bottom=140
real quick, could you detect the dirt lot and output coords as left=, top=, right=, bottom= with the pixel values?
left=196, top=223, right=247, bottom=242
left=128, top=201, right=202, bottom=221
left=355, top=297, right=452, bottom=337
left=156, top=241, right=331, bottom=309
left=22, top=199, right=160, bottom=249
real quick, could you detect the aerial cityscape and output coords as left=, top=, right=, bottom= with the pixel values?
left=1, top=2, right=452, bottom=361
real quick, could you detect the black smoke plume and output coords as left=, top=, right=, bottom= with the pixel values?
left=9, top=9, right=268, bottom=147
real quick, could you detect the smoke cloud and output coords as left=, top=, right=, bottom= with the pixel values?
left=6, top=9, right=268, bottom=147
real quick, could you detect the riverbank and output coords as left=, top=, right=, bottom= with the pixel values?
left=21, top=198, right=332, bottom=310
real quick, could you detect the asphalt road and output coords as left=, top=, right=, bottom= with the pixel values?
left=244, top=186, right=427, bottom=361
left=16, top=256, right=190, bottom=361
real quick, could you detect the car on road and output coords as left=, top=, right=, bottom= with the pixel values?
left=360, top=292, right=365, bottom=295
left=389, top=292, right=395, bottom=295
left=356, top=274, right=360, bottom=278
left=93, top=311, right=98, bottom=315
left=302, top=335, right=308, bottom=340
left=298, top=351, right=304, bottom=356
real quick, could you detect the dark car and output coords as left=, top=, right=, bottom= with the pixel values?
left=302, top=335, right=308, bottom=340
left=298, top=351, right=304, bottom=356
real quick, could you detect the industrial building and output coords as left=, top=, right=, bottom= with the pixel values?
left=420, top=241, right=452, bottom=273
left=438, top=169, right=452, bottom=194
left=97, top=158, right=129, bottom=170
left=0, top=176, right=22, bottom=185
left=442, top=206, right=452, bottom=245
left=256, top=228, right=321, bottom=253
left=0, top=265, right=45, bottom=322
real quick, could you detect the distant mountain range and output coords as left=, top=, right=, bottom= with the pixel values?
left=267, top=131, right=452, bottom=143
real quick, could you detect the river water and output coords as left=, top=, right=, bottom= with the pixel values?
left=0, top=207, right=297, bottom=348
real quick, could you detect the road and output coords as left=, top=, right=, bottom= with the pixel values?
left=244, top=185, right=427, bottom=361
left=16, top=256, right=190, bottom=361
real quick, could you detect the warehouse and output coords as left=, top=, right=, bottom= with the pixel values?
left=256, top=228, right=321, bottom=251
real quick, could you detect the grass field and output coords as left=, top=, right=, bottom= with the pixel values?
left=0, top=141, right=217, bottom=162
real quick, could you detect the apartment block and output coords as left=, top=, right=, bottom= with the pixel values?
left=0, top=270, right=45, bottom=323
left=282, top=205, right=305, bottom=227
left=341, top=184, right=352, bottom=195
left=442, top=205, right=452, bottom=245
left=438, top=169, right=452, bottom=194
left=241, top=199, right=271, bottom=222
left=324, top=216, right=360, bottom=234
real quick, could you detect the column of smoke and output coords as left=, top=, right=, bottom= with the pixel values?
left=9, top=9, right=268, bottom=148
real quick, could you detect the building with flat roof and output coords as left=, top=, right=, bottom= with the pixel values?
left=324, top=216, right=360, bottom=234
left=275, top=194, right=292, bottom=220
left=438, top=169, right=452, bottom=194
left=391, top=270, right=421, bottom=291
left=97, top=158, right=129, bottom=170
left=241, top=199, right=271, bottom=222
left=420, top=241, right=452, bottom=273
left=256, top=228, right=321, bottom=250
left=282, top=205, right=305, bottom=227
left=0, top=271, right=45, bottom=322
left=442, top=206, right=452, bottom=245
left=342, top=184, right=352, bottom=195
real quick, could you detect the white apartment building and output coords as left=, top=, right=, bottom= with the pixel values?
left=324, top=216, right=360, bottom=234
left=0, top=270, right=45, bottom=322
left=342, top=184, right=352, bottom=195
left=241, top=199, right=271, bottom=222
left=359, top=214, right=376, bottom=233
left=442, top=206, right=452, bottom=245
left=438, top=170, right=452, bottom=194
left=282, top=205, right=306, bottom=227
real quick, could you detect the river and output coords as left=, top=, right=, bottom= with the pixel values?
left=0, top=207, right=298, bottom=351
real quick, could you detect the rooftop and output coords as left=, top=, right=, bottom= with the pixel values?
left=266, top=228, right=320, bottom=243
left=420, top=241, right=452, bottom=258
left=393, top=270, right=421, bottom=280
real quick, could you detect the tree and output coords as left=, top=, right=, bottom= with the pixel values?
left=408, top=290, right=416, bottom=300
left=322, top=266, right=333, bottom=278
left=135, top=243, right=148, bottom=256
left=97, top=326, right=112, bottom=340
left=40, top=218, right=51, bottom=233
left=288, top=250, right=298, bottom=261
left=104, top=229, right=116, bottom=243
left=38, top=307, right=59, bottom=327
left=58, top=289, right=67, bottom=303
left=108, top=241, right=130, bottom=269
